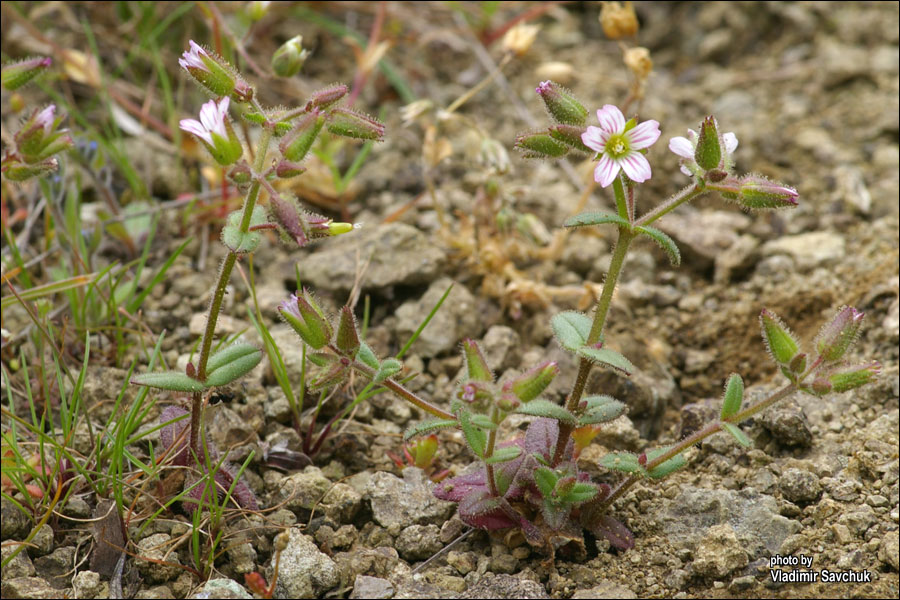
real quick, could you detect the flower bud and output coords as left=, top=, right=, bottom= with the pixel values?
left=272, top=35, right=309, bottom=78
left=809, top=378, right=832, bottom=396
left=535, top=81, right=588, bottom=126
left=458, top=381, right=493, bottom=405
left=268, top=192, right=307, bottom=246
left=816, top=306, right=864, bottom=362
left=694, top=116, right=722, bottom=171
left=600, top=1, right=639, bottom=39
left=179, top=97, right=243, bottom=166
left=327, top=222, right=355, bottom=236
left=306, top=84, right=349, bottom=112
left=228, top=163, right=252, bottom=184
left=505, top=361, right=559, bottom=403
left=759, top=309, right=800, bottom=365
left=788, top=352, right=807, bottom=375
left=335, top=306, right=361, bottom=357
left=14, top=105, right=73, bottom=164
left=737, top=175, right=799, bottom=210
left=462, top=339, right=493, bottom=382
left=326, top=108, right=385, bottom=141
left=2, top=56, right=52, bottom=91
left=179, top=40, right=253, bottom=103
left=2, top=157, right=59, bottom=181
left=275, top=159, right=306, bottom=179
left=278, top=290, right=333, bottom=349
left=515, top=130, right=569, bottom=158
left=246, top=1, right=270, bottom=22
left=549, top=124, right=592, bottom=153
left=828, top=362, right=880, bottom=393
left=279, top=112, right=324, bottom=162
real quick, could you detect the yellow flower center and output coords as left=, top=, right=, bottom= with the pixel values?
left=606, top=133, right=629, bottom=158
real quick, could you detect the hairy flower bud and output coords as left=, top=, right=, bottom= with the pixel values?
left=279, top=112, right=324, bottom=162
left=816, top=306, right=864, bottom=362
left=828, top=362, right=881, bottom=393
left=737, top=175, right=799, bottom=210
left=2, top=56, right=52, bottom=91
left=306, top=84, right=349, bottom=111
left=535, top=81, right=589, bottom=126
left=759, top=309, right=800, bottom=365
left=505, top=361, right=559, bottom=403
left=275, top=159, right=306, bottom=179
left=179, top=40, right=253, bottom=102
left=179, top=98, right=243, bottom=166
left=694, top=116, right=722, bottom=171
left=326, top=108, right=385, bottom=141
left=279, top=290, right=332, bottom=349
left=272, top=35, right=309, bottom=78
left=515, top=131, right=569, bottom=158
left=13, top=105, right=73, bottom=164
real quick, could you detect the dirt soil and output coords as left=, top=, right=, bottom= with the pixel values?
left=1, top=2, right=898, bottom=599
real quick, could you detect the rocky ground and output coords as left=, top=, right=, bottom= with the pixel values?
left=1, top=2, right=898, bottom=599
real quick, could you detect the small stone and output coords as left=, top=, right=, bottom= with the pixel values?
left=0, top=577, right=61, bottom=599
left=459, top=573, right=550, bottom=599
left=728, top=575, right=756, bottom=592
left=320, top=483, right=362, bottom=523
left=759, top=404, right=812, bottom=448
left=72, top=570, right=104, bottom=599
left=33, top=546, right=76, bottom=589
left=762, top=231, right=846, bottom=270
left=395, top=524, right=443, bottom=561
left=366, top=469, right=455, bottom=534
left=779, top=468, right=822, bottom=505
left=136, top=585, right=175, bottom=599
left=1, top=497, right=32, bottom=540
left=481, top=326, right=522, bottom=372
left=273, top=529, right=339, bottom=598
left=447, top=550, right=478, bottom=575
left=276, top=466, right=332, bottom=516
left=879, top=530, right=899, bottom=571
left=332, top=546, right=398, bottom=587
left=1, top=545, right=35, bottom=578
left=350, top=575, right=394, bottom=599
left=28, top=524, right=54, bottom=557
left=394, top=278, right=484, bottom=358
left=135, top=533, right=181, bottom=583
left=190, top=578, right=253, bottom=599
left=692, top=524, right=749, bottom=579
left=226, top=541, right=257, bottom=575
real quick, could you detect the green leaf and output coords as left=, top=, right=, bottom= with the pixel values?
left=551, top=311, right=593, bottom=352
left=458, top=410, right=487, bottom=458
left=403, top=418, right=458, bottom=441
left=335, top=306, right=361, bottom=357
left=534, top=467, right=558, bottom=498
left=599, top=452, right=646, bottom=475
left=760, top=309, right=800, bottom=365
left=560, top=482, right=598, bottom=504
left=357, top=342, right=380, bottom=369
left=645, top=446, right=688, bottom=479
left=720, top=373, right=744, bottom=420
left=515, top=399, right=576, bottom=425
left=579, top=395, right=627, bottom=425
left=205, top=344, right=262, bottom=387
left=484, top=446, right=522, bottom=465
left=131, top=371, right=205, bottom=393
left=220, top=207, right=266, bottom=254
left=563, top=211, right=631, bottom=230
left=722, top=422, right=752, bottom=448
left=635, top=226, right=681, bottom=266
left=577, top=346, right=634, bottom=375
left=469, top=414, right=498, bottom=430
left=373, top=358, right=402, bottom=383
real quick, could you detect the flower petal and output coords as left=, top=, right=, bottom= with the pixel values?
left=723, top=132, right=738, bottom=154
left=581, top=126, right=607, bottom=153
left=679, top=164, right=693, bottom=176
left=627, top=120, right=661, bottom=150
left=668, top=136, right=694, bottom=158
left=596, top=105, right=625, bottom=134
left=179, top=119, right=213, bottom=145
left=619, top=151, right=652, bottom=183
left=594, top=154, right=621, bottom=188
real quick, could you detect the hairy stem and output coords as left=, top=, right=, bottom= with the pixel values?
left=484, top=406, right=501, bottom=497
left=596, top=383, right=796, bottom=511
left=635, top=182, right=702, bottom=227
left=552, top=228, right=635, bottom=466
left=349, top=358, right=456, bottom=420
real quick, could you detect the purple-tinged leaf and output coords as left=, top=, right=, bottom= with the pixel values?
left=592, top=514, right=635, bottom=550
left=433, top=470, right=488, bottom=503
left=458, top=489, right=519, bottom=530
left=160, top=406, right=190, bottom=466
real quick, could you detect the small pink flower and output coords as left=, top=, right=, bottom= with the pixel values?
left=178, top=40, right=211, bottom=73
left=179, top=97, right=230, bottom=146
left=669, top=129, right=738, bottom=176
left=581, top=105, right=660, bottom=187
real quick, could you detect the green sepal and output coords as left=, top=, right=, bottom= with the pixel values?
left=515, top=132, right=569, bottom=158
left=599, top=452, right=646, bottom=475
left=549, top=125, right=592, bottom=153
left=335, top=306, right=361, bottom=357
left=205, top=343, right=263, bottom=387
left=357, top=342, right=379, bottom=369
left=759, top=309, right=800, bottom=365
left=563, top=211, right=631, bottom=230
left=578, top=395, right=627, bottom=425
left=457, top=410, right=487, bottom=458
left=515, top=399, right=576, bottom=425
left=645, top=447, right=688, bottom=479
left=403, top=418, right=458, bottom=441
left=719, top=373, right=744, bottom=420
left=221, top=206, right=266, bottom=254
left=131, top=371, right=206, bottom=393
left=462, top=339, right=493, bottom=382
left=534, top=467, right=558, bottom=498
left=484, top=446, right=522, bottom=465
left=635, top=225, right=681, bottom=267
left=551, top=311, right=593, bottom=352
left=373, top=358, right=402, bottom=383
left=577, top=346, right=634, bottom=375
left=722, top=422, right=752, bottom=447
left=695, top=116, right=722, bottom=171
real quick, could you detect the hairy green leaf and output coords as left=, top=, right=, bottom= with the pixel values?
left=563, top=211, right=631, bottom=230
left=722, top=422, right=752, bottom=447
left=577, top=346, right=634, bottom=375
left=515, top=399, right=576, bottom=425
left=599, top=452, right=645, bottom=475
left=131, top=371, right=205, bottom=393
left=635, top=225, right=681, bottom=266
left=484, top=446, right=522, bottom=465
left=551, top=311, right=593, bottom=352
left=720, top=373, right=744, bottom=420
left=645, top=446, right=688, bottom=479
left=579, top=395, right=627, bottom=425
left=403, top=418, right=458, bottom=441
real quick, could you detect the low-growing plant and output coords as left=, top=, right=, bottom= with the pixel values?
left=280, top=80, right=879, bottom=556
